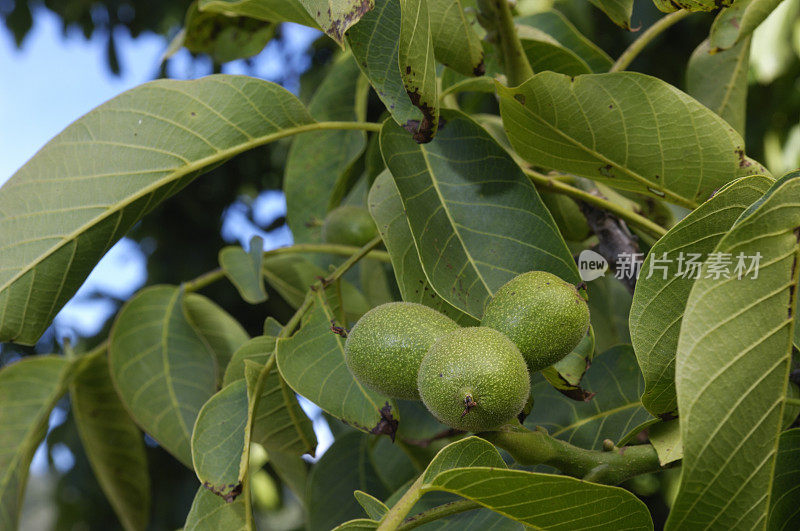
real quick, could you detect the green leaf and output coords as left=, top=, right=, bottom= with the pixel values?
left=276, top=292, right=397, bottom=436
left=427, top=0, right=484, bottom=77
left=183, top=292, right=250, bottom=382
left=198, top=0, right=317, bottom=26
left=224, top=335, right=276, bottom=386
left=109, top=285, right=217, bottom=467
left=398, top=0, right=439, bottom=142
left=0, top=74, right=313, bottom=345
left=184, top=485, right=251, bottom=530
left=667, top=172, right=800, bottom=529
left=767, top=428, right=800, bottom=530
left=369, top=437, right=417, bottom=492
left=709, top=0, right=783, bottom=51
left=629, top=175, right=773, bottom=417
left=648, top=418, right=682, bottom=466
left=181, top=1, right=275, bottom=63
left=0, top=355, right=73, bottom=531
left=380, top=110, right=579, bottom=320
left=263, top=316, right=283, bottom=336
left=70, top=352, right=150, bottom=531
left=245, top=358, right=317, bottom=455
left=653, top=0, right=724, bottom=12
left=422, top=467, right=653, bottom=530
left=192, top=379, right=249, bottom=501
left=367, top=170, right=478, bottom=326
left=525, top=346, right=655, bottom=449
left=540, top=326, right=595, bottom=399
left=421, top=437, right=507, bottom=482
left=308, top=431, right=389, bottom=530
left=587, top=275, right=632, bottom=353
left=219, top=235, right=267, bottom=303
left=516, top=11, right=613, bottom=72
left=588, top=0, right=633, bottom=29
left=355, top=490, right=389, bottom=520
left=298, top=0, right=374, bottom=46
left=262, top=254, right=370, bottom=323
left=284, top=54, right=367, bottom=244
left=687, top=38, right=750, bottom=136
left=517, top=26, right=592, bottom=76
left=347, top=0, right=423, bottom=133
left=497, top=71, right=758, bottom=209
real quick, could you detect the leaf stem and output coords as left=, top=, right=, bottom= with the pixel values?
left=264, top=243, right=391, bottom=263
left=378, top=475, right=424, bottom=531
left=281, top=235, right=384, bottom=337
left=524, top=169, right=667, bottom=239
left=786, top=397, right=800, bottom=407
left=483, top=0, right=534, bottom=86
left=482, top=424, right=663, bottom=485
left=396, top=499, right=481, bottom=530
left=182, top=242, right=391, bottom=294
left=610, top=10, right=692, bottom=73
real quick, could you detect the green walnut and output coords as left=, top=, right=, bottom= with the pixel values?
left=481, top=271, right=590, bottom=373
left=344, top=302, right=459, bottom=400
left=540, top=192, right=591, bottom=242
left=322, top=206, right=378, bottom=247
left=417, top=327, right=530, bottom=432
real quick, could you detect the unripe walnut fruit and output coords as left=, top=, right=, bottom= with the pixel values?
left=417, top=327, right=530, bottom=432
left=344, top=302, right=459, bottom=400
left=322, top=206, right=378, bottom=247
left=481, top=271, right=590, bottom=373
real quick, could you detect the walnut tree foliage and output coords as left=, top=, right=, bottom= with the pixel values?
left=2, top=0, right=800, bottom=530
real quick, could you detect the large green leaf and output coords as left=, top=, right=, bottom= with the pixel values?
left=183, top=291, right=250, bottom=381
left=525, top=346, right=654, bottom=449
left=588, top=0, right=633, bottom=28
left=497, top=71, right=757, bottom=209
left=380, top=110, right=579, bottom=320
left=70, top=352, right=150, bottom=531
left=308, top=431, right=388, bottom=530
left=0, top=356, right=73, bottom=530
left=367, top=170, right=478, bottom=326
left=387, top=437, right=652, bottom=529
left=629, top=175, right=773, bottom=417
left=219, top=235, right=267, bottom=304
left=767, top=428, right=800, bottom=530
left=184, top=485, right=251, bottom=530
left=687, top=38, right=750, bottom=136
left=398, top=0, right=439, bottom=142
left=109, top=285, right=217, bottom=467
left=0, top=75, right=313, bottom=345
left=709, top=0, right=783, bottom=51
left=347, top=0, right=423, bottom=132
left=276, top=292, right=397, bottom=436
left=423, top=467, right=653, bottom=530
left=667, top=172, right=800, bottom=529
left=198, top=0, right=317, bottom=26
left=192, top=379, right=249, bottom=501
left=427, top=0, right=484, bottom=77
left=516, top=11, right=613, bottom=72
left=298, top=0, right=374, bottom=46
left=284, top=53, right=366, bottom=244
